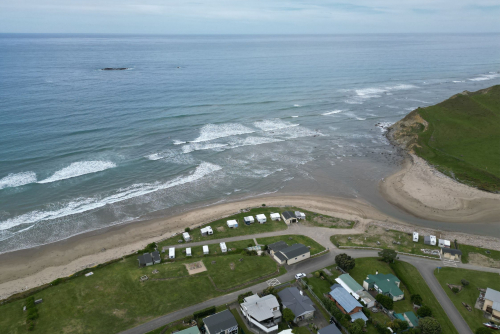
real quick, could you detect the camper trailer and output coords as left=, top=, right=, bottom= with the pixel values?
left=186, top=248, right=192, bottom=256
left=243, top=216, right=254, bottom=225
left=220, top=242, right=227, bottom=253
left=256, top=214, right=267, bottom=223
left=294, top=211, right=306, bottom=220
left=227, top=220, right=238, bottom=228
left=201, top=226, right=213, bottom=236
left=413, top=232, right=419, bottom=242
left=183, top=232, right=191, bottom=242
left=424, top=235, right=437, bottom=246
left=438, top=239, right=451, bottom=248
left=270, top=213, right=281, bottom=221
left=203, top=245, right=209, bottom=255
left=169, top=247, right=175, bottom=259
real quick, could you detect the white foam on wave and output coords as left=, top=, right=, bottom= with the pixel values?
left=344, top=112, right=366, bottom=121
left=0, top=162, right=221, bottom=231
left=452, top=80, right=465, bottom=83
left=38, top=161, right=117, bottom=184
left=469, top=73, right=500, bottom=81
left=182, top=143, right=228, bottom=154
left=0, top=172, right=37, bottom=190
left=291, top=116, right=299, bottom=118
left=173, top=140, right=186, bottom=145
left=293, top=104, right=301, bottom=107
left=190, top=123, right=254, bottom=143
left=229, top=136, right=284, bottom=148
left=146, top=153, right=163, bottom=161
left=253, top=119, right=299, bottom=132
left=353, top=84, right=418, bottom=100
left=322, top=110, right=343, bottom=116
left=376, top=122, right=394, bottom=133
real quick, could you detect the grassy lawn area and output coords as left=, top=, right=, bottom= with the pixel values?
left=158, top=207, right=289, bottom=247
left=305, top=276, right=335, bottom=297
left=330, top=225, right=441, bottom=258
left=434, top=267, right=500, bottom=332
left=292, top=326, right=311, bottom=334
left=457, top=244, right=500, bottom=266
left=0, top=252, right=279, bottom=334
left=169, top=240, right=257, bottom=260
left=290, top=208, right=355, bottom=229
left=257, top=235, right=325, bottom=255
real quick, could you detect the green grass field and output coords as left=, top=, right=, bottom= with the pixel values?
left=0, top=249, right=279, bottom=334
left=456, top=244, right=500, bottom=265
left=408, top=85, right=500, bottom=192
left=434, top=267, right=500, bottom=332
left=330, top=226, right=441, bottom=258
left=257, top=235, right=326, bottom=255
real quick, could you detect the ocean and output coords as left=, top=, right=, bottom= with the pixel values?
left=1, top=34, right=500, bottom=253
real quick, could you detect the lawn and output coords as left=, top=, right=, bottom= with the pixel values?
left=0, top=252, right=279, bottom=334
left=434, top=267, right=500, bottom=332
left=330, top=225, right=441, bottom=258
left=457, top=243, right=500, bottom=265
left=158, top=207, right=289, bottom=247
left=288, top=207, right=355, bottom=229
left=257, top=235, right=325, bottom=255
left=397, top=85, right=500, bottom=191
left=170, top=239, right=257, bottom=260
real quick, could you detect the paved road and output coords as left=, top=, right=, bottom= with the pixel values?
left=121, top=223, right=500, bottom=334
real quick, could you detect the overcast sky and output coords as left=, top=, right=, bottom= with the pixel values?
left=0, top=0, right=499, bottom=34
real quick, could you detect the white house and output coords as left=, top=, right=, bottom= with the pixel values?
left=240, top=294, right=281, bottom=333
left=169, top=247, right=175, bottom=259
left=220, top=242, right=227, bottom=253
left=256, top=214, right=267, bottom=223
left=201, top=226, right=213, bottom=236
left=412, top=232, right=419, bottom=242
left=227, top=220, right=238, bottom=228
left=294, top=211, right=306, bottom=220
left=244, top=216, right=254, bottom=225
left=186, top=248, right=192, bottom=256
left=438, top=239, right=451, bottom=248
left=270, top=213, right=281, bottom=221
left=183, top=232, right=191, bottom=242
left=203, top=245, right=209, bottom=255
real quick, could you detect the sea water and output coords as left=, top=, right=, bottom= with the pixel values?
left=1, top=34, right=500, bottom=253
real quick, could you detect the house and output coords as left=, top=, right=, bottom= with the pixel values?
left=203, top=245, right=209, bottom=255
left=278, top=287, right=315, bottom=323
left=363, top=273, right=404, bottom=301
left=335, top=274, right=363, bottom=298
left=424, top=235, right=436, bottom=246
left=441, top=248, right=462, bottom=261
left=294, top=211, right=306, bottom=220
left=395, top=312, right=419, bottom=328
left=227, top=220, right=238, bottom=228
left=413, top=232, right=419, bottom=242
left=483, top=288, right=500, bottom=321
left=281, top=211, right=297, bottom=224
left=240, top=294, right=281, bottom=333
left=256, top=214, right=267, bottom=223
left=204, top=310, right=238, bottom=334
left=176, top=326, right=201, bottom=334
left=201, top=226, right=213, bottom=236
left=169, top=247, right=175, bottom=259
left=244, top=216, right=254, bottom=225
left=267, top=241, right=289, bottom=255
left=357, top=291, right=376, bottom=308
left=270, top=213, right=281, bottom=221
left=274, top=244, right=310, bottom=265
left=152, top=250, right=161, bottom=264
left=186, top=247, right=192, bottom=256
left=317, top=324, right=342, bottom=334
left=220, top=242, right=227, bottom=253
left=438, top=239, right=451, bottom=248
left=138, top=253, right=153, bottom=267
left=329, top=284, right=368, bottom=322
left=183, top=232, right=191, bottom=242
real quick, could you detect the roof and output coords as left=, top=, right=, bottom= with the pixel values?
left=270, top=213, right=280, bottom=218
left=350, top=311, right=368, bottom=322
left=336, top=274, right=363, bottom=293
left=152, top=251, right=161, bottom=262
left=282, top=211, right=296, bottom=220
left=442, top=248, right=462, bottom=255
left=244, top=216, right=254, bottom=222
left=176, top=327, right=200, bottom=334
left=204, top=310, right=237, bottom=333
left=138, top=254, right=146, bottom=265
left=278, top=287, right=315, bottom=317
left=143, top=253, right=153, bottom=263
left=365, top=274, right=403, bottom=297
left=183, top=232, right=190, bottom=238
left=274, top=252, right=287, bottom=262
left=394, top=313, right=406, bottom=322
left=280, top=244, right=310, bottom=259
left=404, top=311, right=419, bottom=327
left=256, top=214, right=266, bottom=219
left=329, top=286, right=362, bottom=313
left=485, top=288, right=500, bottom=304
left=268, top=241, right=288, bottom=252
left=241, top=294, right=280, bottom=321
left=220, top=242, right=227, bottom=249
left=357, top=290, right=375, bottom=303
left=317, top=324, right=342, bottom=334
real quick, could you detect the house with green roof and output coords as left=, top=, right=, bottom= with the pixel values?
left=394, top=311, right=419, bottom=327
left=335, top=274, right=363, bottom=295
left=363, top=273, right=404, bottom=301
left=176, top=327, right=201, bottom=334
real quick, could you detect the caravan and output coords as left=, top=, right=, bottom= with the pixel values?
left=243, top=216, right=254, bottom=225
left=227, top=220, right=238, bottom=228
left=169, top=247, right=175, bottom=259
left=220, top=242, right=227, bottom=253
left=412, top=232, right=419, bottom=242
left=256, top=214, right=267, bottom=223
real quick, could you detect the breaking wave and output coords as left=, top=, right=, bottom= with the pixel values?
left=253, top=119, right=299, bottom=132
left=322, top=110, right=343, bottom=115
left=190, top=123, right=254, bottom=143
left=469, top=73, right=500, bottom=81
left=0, top=172, right=37, bottom=190
left=38, top=161, right=117, bottom=184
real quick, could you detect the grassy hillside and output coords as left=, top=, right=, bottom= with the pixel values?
left=391, top=85, right=500, bottom=192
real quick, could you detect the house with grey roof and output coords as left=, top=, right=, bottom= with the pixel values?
left=267, top=241, right=289, bottom=255
left=278, top=244, right=310, bottom=265
left=483, top=288, right=500, bottom=321
left=281, top=211, right=297, bottom=225
left=240, top=294, right=281, bottom=333
left=317, top=324, right=341, bottom=334
left=204, top=310, right=238, bottom=334
left=151, top=250, right=161, bottom=264
left=329, top=284, right=368, bottom=323
left=138, top=253, right=153, bottom=267
left=441, top=248, right=462, bottom=261
left=278, top=287, right=315, bottom=323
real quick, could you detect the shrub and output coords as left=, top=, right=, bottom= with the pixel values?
left=451, top=287, right=459, bottom=294
left=193, top=306, right=216, bottom=319
left=314, top=271, right=320, bottom=278
left=335, top=253, right=356, bottom=271
left=51, top=278, right=64, bottom=286
left=418, top=317, right=442, bottom=334
left=417, top=305, right=433, bottom=317
left=185, top=227, right=191, bottom=232
left=461, top=279, right=469, bottom=286
left=375, top=294, right=393, bottom=310
left=142, top=242, right=157, bottom=253
left=378, top=249, right=397, bottom=263
left=411, top=294, right=423, bottom=305
left=476, top=327, right=494, bottom=334
left=283, top=308, right=295, bottom=322
left=262, top=204, right=266, bottom=207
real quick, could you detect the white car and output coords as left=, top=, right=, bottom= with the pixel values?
left=295, top=273, right=306, bottom=280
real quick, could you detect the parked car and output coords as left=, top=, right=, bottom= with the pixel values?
left=295, top=273, right=306, bottom=280
left=484, top=322, right=500, bottom=330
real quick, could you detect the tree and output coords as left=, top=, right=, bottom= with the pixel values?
left=262, top=286, right=276, bottom=296
left=476, top=327, right=494, bottom=334
left=335, top=253, right=356, bottom=271
left=451, top=287, right=459, bottom=294
left=419, top=317, right=442, bottom=334
left=389, top=319, right=408, bottom=331
left=376, top=294, right=394, bottom=310
left=378, top=249, right=397, bottom=263
left=283, top=308, right=295, bottom=323
left=417, top=305, right=433, bottom=318
left=411, top=294, right=423, bottom=305
left=348, top=321, right=363, bottom=334
left=461, top=279, right=470, bottom=286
